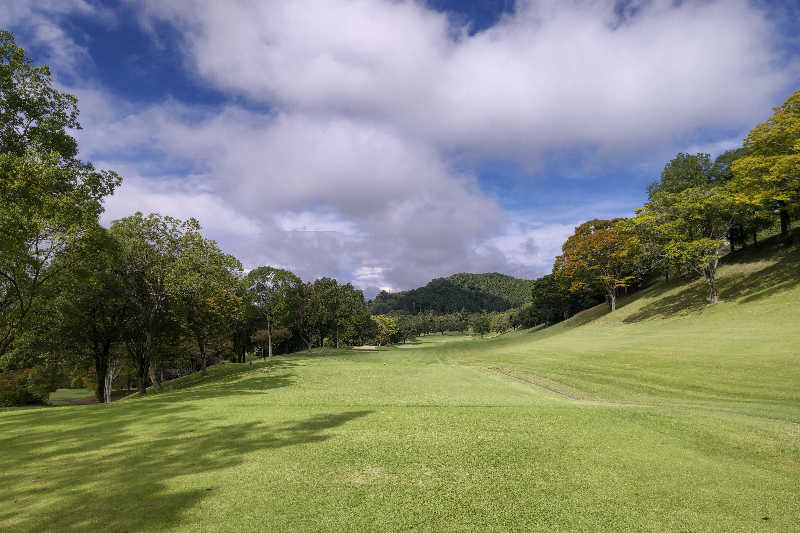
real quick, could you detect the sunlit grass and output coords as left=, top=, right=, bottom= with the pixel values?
left=1, top=236, right=798, bottom=532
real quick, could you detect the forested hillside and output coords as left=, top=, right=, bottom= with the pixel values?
left=369, top=272, right=533, bottom=314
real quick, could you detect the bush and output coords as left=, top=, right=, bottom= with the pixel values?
left=0, top=366, right=59, bottom=406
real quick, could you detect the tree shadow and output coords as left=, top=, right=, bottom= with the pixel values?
left=0, top=400, right=372, bottom=532
left=623, top=245, right=800, bottom=323
left=142, top=359, right=301, bottom=403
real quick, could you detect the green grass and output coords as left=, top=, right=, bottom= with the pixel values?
left=1, top=237, right=799, bottom=531
left=47, top=388, right=96, bottom=405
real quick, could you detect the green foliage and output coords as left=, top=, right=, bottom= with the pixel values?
left=553, top=219, right=641, bottom=311
left=0, top=31, right=120, bottom=358
left=471, top=312, right=490, bottom=337
left=489, top=311, right=512, bottom=333
left=0, top=137, right=120, bottom=359
left=372, top=314, right=398, bottom=346
left=445, top=273, right=534, bottom=307
left=370, top=272, right=533, bottom=314
left=634, top=185, right=740, bottom=303
left=731, top=89, right=800, bottom=233
left=648, top=152, right=713, bottom=198
left=0, top=365, right=58, bottom=406
left=0, top=31, right=80, bottom=158
left=109, top=213, right=202, bottom=393
left=395, top=314, right=417, bottom=343
left=168, top=229, right=242, bottom=372
left=245, top=266, right=300, bottom=356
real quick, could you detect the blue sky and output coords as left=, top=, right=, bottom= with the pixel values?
left=2, top=0, right=798, bottom=295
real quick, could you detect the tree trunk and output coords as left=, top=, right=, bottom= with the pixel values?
left=199, top=340, right=207, bottom=375
left=145, top=330, right=161, bottom=390
left=93, top=348, right=109, bottom=403
left=148, top=364, right=161, bottom=390
left=780, top=208, right=790, bottom=235
left=136, top=360, right=148, bottom=395
left=607, top=288, right=616, bottom=312
left=104, top=358, right=120, bottom=404
left=336, top=324, right=340, bottom=349
left=267, top=324, right=273, bottom=358
left=704, top=264, right=719, bottom=304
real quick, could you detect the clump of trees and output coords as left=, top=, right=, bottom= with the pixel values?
left=552, top=89, right=799, bottom=309
left=0, top=33, right=379, bottom=405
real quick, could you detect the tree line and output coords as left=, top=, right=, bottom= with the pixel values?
left=552, top=88, right=798, bottom=311
left=0, top=33, right=380, bottom=405
left=1, top=30, right=797, bottom=404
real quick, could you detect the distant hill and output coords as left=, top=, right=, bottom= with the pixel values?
left=369, top=272, right=533, bottom=314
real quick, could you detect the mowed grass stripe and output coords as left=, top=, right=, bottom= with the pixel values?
left=2, top=239, right=799, bottom=531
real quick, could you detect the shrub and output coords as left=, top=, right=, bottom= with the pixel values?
left=0, top=366, right=59, bottom=406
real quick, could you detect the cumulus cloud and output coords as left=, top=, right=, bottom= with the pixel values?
left=0, top=0, right=113, bottom=75
left=4, top=0, right=795, bottom=291
left=136, top=0, right=790, bottom=159
left=75, top=95, right=513, bottom=289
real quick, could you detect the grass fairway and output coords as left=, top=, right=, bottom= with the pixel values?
left=2, top=241, right=799, bottom=532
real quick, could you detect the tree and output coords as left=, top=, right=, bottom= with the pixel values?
left=490, top=311, right=511, bottom=334
left=553, top=219, right=640, bottom=312
left=53, top=228, right=128, bottom=402
left=169, top=230, right=242, bottom=374
left=109, top=213, right=192, bottom=394
left=731, top=90, right=800, bottom=235
left=396, top=314, right=416, bottom=343
left=245, top=266, right=299, bottom=357
left=230, top=279, right=259, bottom=363
left=0, top=33, right=120, bottom=358
left=634, top=186, right=740, bottom=304
left=471, top=313, right=490, bottom=337
left=336, top=284, right=371, bottom=346
left=0, top=31, right=80, bottom=158
left=372, top=314, right=398, bottom=347
left=648, top=153, right=712, bottom=199
left=293, top=282, right=323, bottom=354
left=313, top=277, right=341, bottom=349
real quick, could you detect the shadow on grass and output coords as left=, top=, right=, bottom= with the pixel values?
left=623, top=242, right=800, bottom=323
left=138, top=358, right=301, bottom=403
left=0, top=395, right=372, bottom=532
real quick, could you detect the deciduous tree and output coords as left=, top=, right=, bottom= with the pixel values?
left=245, top=266, right=298, bottom=357
left=731, top=90, right=800, bottom=235
left=553, top=219, right=640, bottom=312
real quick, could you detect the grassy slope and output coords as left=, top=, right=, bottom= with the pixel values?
left=1, top=238, right=798, bottom=532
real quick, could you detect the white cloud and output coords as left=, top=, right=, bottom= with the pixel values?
left=75, top=94, right=512, bottom=287
left=5, top=0, right=795, bottom=291
left=487, top=222, right=575, bottom=276
left=135, top=0, right=791, bottom=159
left=0, top=0, right=112, bottom=75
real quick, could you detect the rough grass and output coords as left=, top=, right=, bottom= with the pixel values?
left=1, top=237, right=798, bottom=532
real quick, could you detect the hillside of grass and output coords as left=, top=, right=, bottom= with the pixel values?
left=1, top=234, right=798, bottom=532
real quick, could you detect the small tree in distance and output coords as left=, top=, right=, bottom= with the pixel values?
left=372, top=315, right=398, bottom=347
left=472, top=313, right=490, bottom=337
